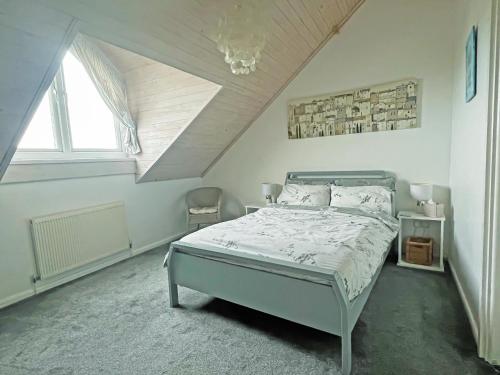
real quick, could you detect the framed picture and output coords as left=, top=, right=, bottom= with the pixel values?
left=287, top=79, right=419, bottom=140
left=465, top=26, right=477, bottom=103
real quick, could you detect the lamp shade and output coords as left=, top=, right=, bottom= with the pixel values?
left=410, top=183, right=433, bottom=202
left=261, top=183, right=275, bottom=196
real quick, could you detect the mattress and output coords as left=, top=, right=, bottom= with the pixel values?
left=179, top=205, right=399, bottom=301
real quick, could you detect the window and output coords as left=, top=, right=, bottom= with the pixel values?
left=16, top=51, right=123, bottom=159
left=17, top=93, right=57, bottom=150
left=63, top=54, right=118, bottom=150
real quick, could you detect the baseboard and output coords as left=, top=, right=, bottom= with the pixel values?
left=0, top=232, right=186, bottom=309
left=0, top=289, right=35, bottom=309
left=34, top=249, right=133, bottom=294
left=449, top=261, right=479, bottom=345
left=131, top=231, right=186, bottom=256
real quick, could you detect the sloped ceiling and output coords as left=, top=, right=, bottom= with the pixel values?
left=132, top=0, right=366, bottom=182
left=0, top=0, right=365, bottom=182
left=96, top=40, right=221, bottom=177
left=0, top=0, right=74, bottom=180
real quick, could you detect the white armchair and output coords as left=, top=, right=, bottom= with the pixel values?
left=186, top=187, right=222, bottom=230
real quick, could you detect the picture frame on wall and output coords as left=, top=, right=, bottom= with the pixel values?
left=465, top=26, right=477, bottom=103
left=287, top=79, right=419, bottom=140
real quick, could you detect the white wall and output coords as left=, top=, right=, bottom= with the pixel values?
left=0, top=174, right=200, bottom=307
left=203, top=0, right=493, bottom=353
left=204, top=0, right=455, bottom=220
left=448, top=0, right=492, bottom=338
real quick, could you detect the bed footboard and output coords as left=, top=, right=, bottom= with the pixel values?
left=165, top=244, right=353, bottom=374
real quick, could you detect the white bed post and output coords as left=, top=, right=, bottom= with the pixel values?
left=166, top=246, right=179, bottom=307
left=331, top=278, right=352, bottom=375
left=341, top=325, right=352, bottom=375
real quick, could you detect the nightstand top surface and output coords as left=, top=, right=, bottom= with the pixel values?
left=244, top=202, right=268, bottom=209
left=398, top=210, right=445, bottom=221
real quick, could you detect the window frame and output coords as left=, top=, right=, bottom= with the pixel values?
left=15, top=55, right=126, bottom=161
left=15, top=84, right=62, bottom=153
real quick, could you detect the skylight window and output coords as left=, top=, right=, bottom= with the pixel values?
left=16, top=51, right=122, bottom=158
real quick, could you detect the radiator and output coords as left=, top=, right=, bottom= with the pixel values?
left=30, top=202, right=130, bottom=280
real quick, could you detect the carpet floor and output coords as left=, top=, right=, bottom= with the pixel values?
left=0, top=247, right=496, bottom=375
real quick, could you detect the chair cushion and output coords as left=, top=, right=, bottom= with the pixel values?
left=189, top=206, right=218, bottom=214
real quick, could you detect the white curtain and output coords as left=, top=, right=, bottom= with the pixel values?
left=70, top=34, right=141, bottom=154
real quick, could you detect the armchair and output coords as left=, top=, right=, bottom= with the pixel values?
left=186, top=187, right=222, bottom=230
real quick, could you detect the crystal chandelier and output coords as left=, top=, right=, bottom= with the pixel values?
left=215, top=1, right=266, bottom=75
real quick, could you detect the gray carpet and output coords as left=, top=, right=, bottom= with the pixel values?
left=0, top=247, right=496, bottom=375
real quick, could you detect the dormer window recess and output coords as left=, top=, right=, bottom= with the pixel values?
left=14, top=34, right=141, bottom=162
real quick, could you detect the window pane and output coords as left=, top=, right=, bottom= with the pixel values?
left=63, top=53, right=118, bottom=150
left=18, top=93, right=57, bottom=149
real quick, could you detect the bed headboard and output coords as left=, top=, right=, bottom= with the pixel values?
left=285, top=170, right=397, bottom=216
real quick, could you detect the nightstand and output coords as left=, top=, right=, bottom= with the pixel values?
left=244, top=203, right=267, bottom=215
left=397, top=211, right=445, bottom=272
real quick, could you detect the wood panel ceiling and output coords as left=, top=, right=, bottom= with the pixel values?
left=133, top=0, right=366, bottom=182
left=1, top=0, right=365, bottom=182
left=96, top=40, right=221, bottom=177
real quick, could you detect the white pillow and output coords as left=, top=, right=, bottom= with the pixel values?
left=330, top=185, right=392, bottom=214
left=277, top=184, right=331, bottom=206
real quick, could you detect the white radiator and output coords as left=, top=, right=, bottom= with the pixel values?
left=30, top=202, right=130, bottom=280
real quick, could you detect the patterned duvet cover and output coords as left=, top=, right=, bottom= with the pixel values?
left=180, top=205, right=399, bottom=301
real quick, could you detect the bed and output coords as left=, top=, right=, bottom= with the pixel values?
left=164, top=171, right=399, bottom=375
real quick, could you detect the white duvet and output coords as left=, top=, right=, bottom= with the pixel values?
left=180, top=206, right=399, bottom=301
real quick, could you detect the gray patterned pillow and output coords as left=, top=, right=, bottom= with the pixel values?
left=277, top=184, right=331, bottom=206
left=330, top=185, right=392, bottom=214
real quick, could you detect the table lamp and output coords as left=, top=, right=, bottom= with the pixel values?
left=410, top=183, right=444, bottom=217
left=261, top=183, right=276, bottom=204
left=410, top=183, right=433, bottom=206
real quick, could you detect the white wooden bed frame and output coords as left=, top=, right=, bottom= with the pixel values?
left=165, top=171, right=397, bottom=375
